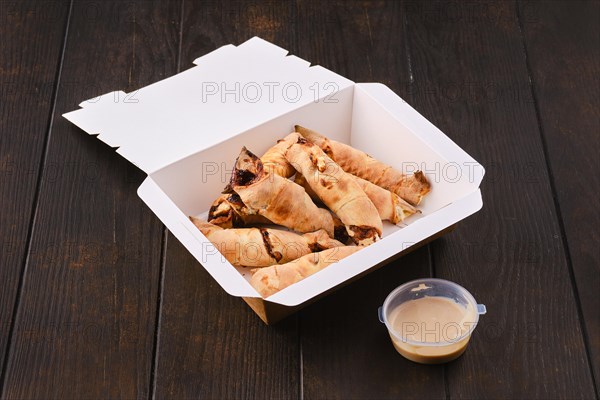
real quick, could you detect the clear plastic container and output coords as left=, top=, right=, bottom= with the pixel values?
left=378, top=278, right=486, bottom=364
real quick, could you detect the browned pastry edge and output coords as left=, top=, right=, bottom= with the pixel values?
left=348, top=225, right=380, bottom=243
left=223, top=146, right=264, bottom=193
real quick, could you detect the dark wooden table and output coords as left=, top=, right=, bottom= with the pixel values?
left=1, top=1, right=598, bottom=399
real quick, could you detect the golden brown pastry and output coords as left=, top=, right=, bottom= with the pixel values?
left=347, top=175, right=419, bottom=224
left=226, top=147, right=336, bottom=237
left=260, top=132, right=300, bottom=178
left=190, top=217, right=344, bottom=267
left=296, top=173, right=420, bottom=225
left=207, top=193, right=270, bottom=228
left=207, top=190, right=352, bottom=243
left=250, top=246, right=361, bottom=297
left=209, top=133, right=299, bottom=227
left=295, top=125, right=430, bottom=205
left=285, top=137, right=382, bottom=245
left=293, top=174, right=320, bottom=202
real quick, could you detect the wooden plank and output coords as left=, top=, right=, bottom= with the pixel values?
left=152, top=1, right=301, bottom=399
left=300, top=251, right=445, bottom=400
left=296, top=2, right=445, bottom=399
left=153, top=237, right=300, bottom=399
left=0, top=0, right=71, bottom=380
left=404, top=1, right=596, bottom=398
left=519, top=0, right=600, bottom=390
left=0, top=1, right=181, bottom=399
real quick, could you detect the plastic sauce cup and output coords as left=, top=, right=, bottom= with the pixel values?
left=378, top=278, right=486, bottom=364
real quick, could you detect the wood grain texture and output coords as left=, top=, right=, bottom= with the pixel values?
left=153, top=236, right=299, bottom=399
left=519, top=1, right=600, bottom=391
left=295, top=2, right=445, bottom=399
left=178, top=0, right=294, bottom=64
left=1, top=1, right=180, bottom=399
left=300, top=250, right=444, bottom=400
left=152, top=1, right=301, bottom=399
left=0, top=0, right=70, bottom=380
left=404, top=1, right=596, bottom=398
left=1, top=1, right=598, bottom=398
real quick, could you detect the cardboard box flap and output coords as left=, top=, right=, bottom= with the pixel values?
left=63, top=37, right=354, bottom=174
left=347, top=83, right=485, bottom=213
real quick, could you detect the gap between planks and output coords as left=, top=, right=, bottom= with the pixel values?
left=0, top=0, right=74, bottom=395
left=515, top=1, right=599, bottom=396
left=148, top=1, right=185, bottom=399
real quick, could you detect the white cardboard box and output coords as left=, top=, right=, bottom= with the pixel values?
left=64, top=37, right=484, bottom=323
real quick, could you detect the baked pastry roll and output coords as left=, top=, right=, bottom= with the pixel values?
left=295, top=125, right=430, bottom=205
left=190, top=217, right=343, bottom=267
left=250, top=246, right=361, bottom=297
left=260, top=132, right=300, bottom=178
left=207, top=193, right=270, bottom=228
left=295, top=173, right=419, bottom=225
left=285, top=137, right=382, bottom=246
left=226, top=147, right=336, bottom=237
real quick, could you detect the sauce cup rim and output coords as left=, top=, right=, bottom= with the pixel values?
left=381, top=278, right=482, bottom=347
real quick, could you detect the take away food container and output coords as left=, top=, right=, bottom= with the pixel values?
left=63, top=37, right=485, bottom=324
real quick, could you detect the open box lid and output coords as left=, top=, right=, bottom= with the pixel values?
left=63, top=37, right=354, bottom=174
left=64, top=37, right=485, bottom=306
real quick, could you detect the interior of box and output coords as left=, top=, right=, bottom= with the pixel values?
left=148, top=82, right=479, bottom=291
left=149, top=83, right=470, bottom=232
left=149, top=85, right=352, bottom=216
